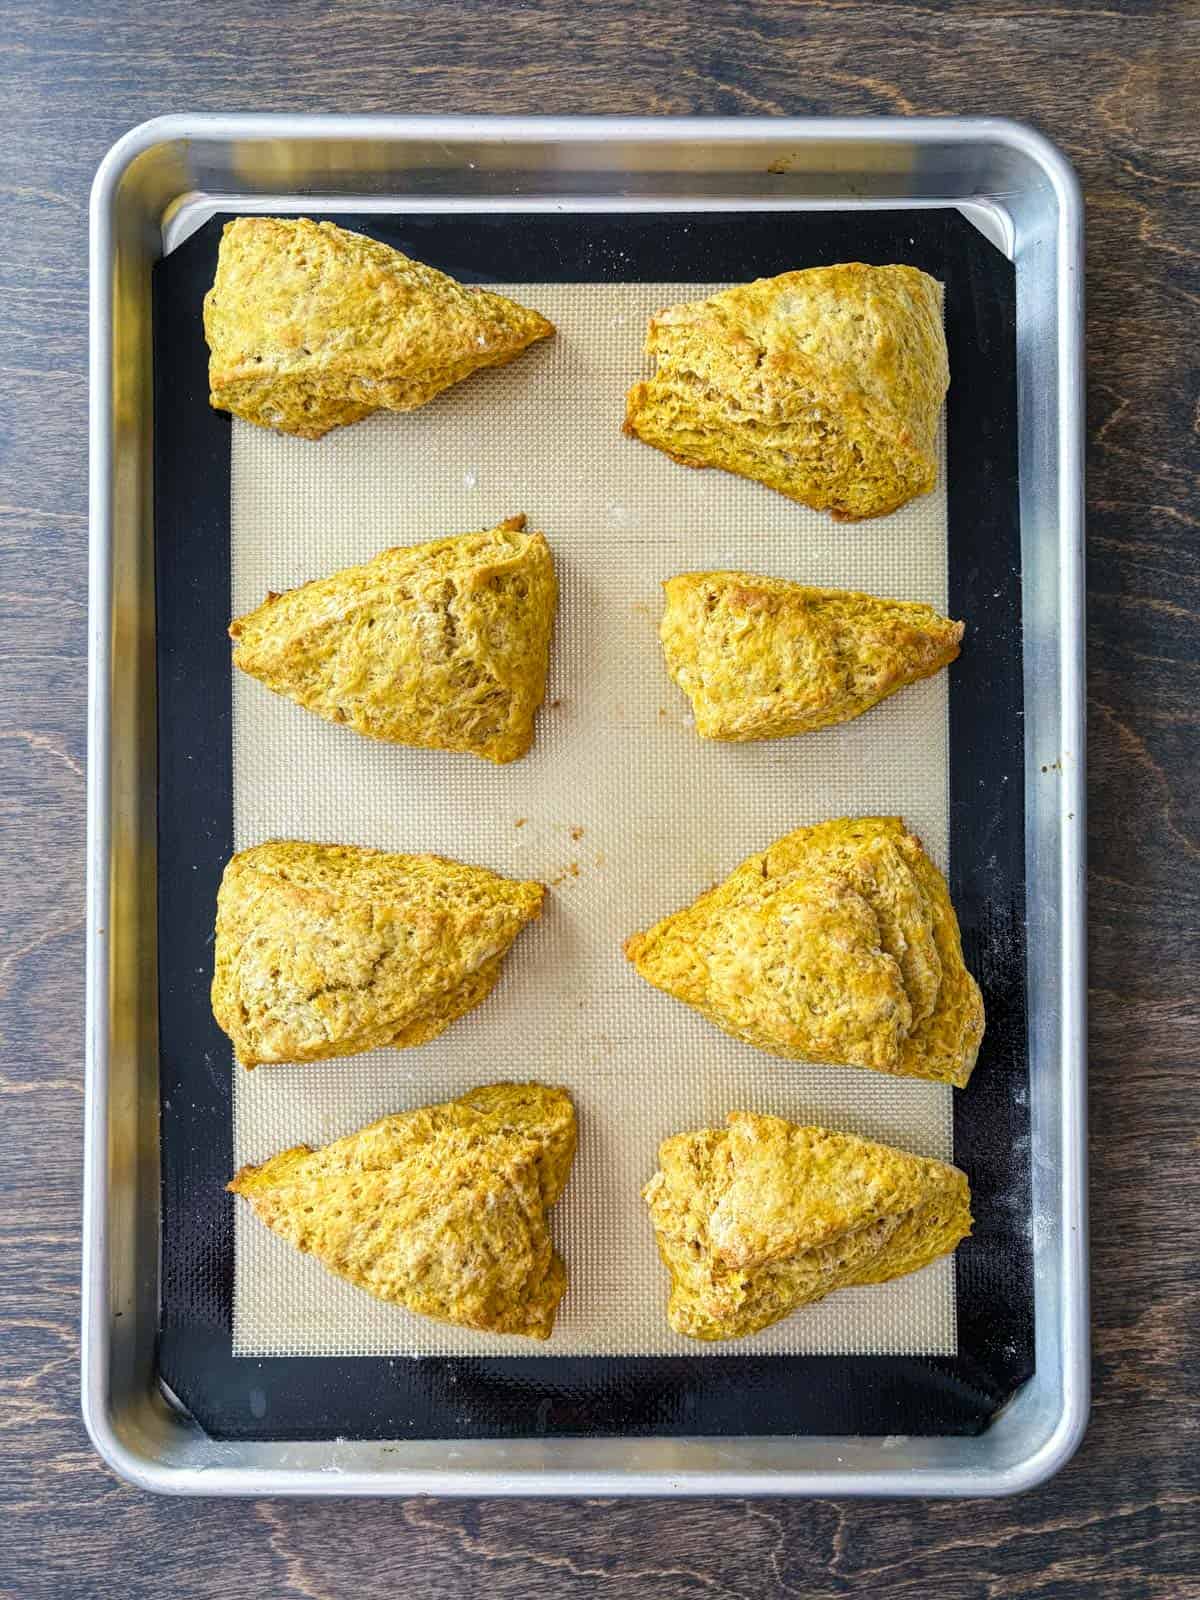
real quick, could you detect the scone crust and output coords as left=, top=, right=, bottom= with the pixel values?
left=660, top=570, right=962, bottom=740
left=204, top=217, right=554, bottom=438
left=212, top=841, right=544, bottom=1067
left=230, top=516, right=556, bottom=764
left=229, top=1083, right=576, bottom=1339
left=625, top=816, right=984, bottom=1086
left=643, top=1111, right=971, bottom=1340
left=625, top=263, right=948, bottom=519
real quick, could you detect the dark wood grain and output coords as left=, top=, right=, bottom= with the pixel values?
left=1, top=2, right=1197, bottom=1596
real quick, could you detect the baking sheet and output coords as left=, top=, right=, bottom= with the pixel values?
left=92, top=112, right=1072, bottom=1486
left=228, top=280, right=957, bottom=1360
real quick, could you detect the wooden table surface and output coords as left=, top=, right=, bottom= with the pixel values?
left=3, top=2, right=1197, bottom=1595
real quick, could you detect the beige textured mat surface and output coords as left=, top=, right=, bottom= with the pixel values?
left=229, top=280, right=956, bottom=1358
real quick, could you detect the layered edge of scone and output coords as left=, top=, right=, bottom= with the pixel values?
left=229, top=516, right=557, bottom=764
left=624, top=816, right=984, bottom=1087
left=211, top=840, right=545, bottom=1067
left=659, top=570, right=963, bottom=740
left=643, top=1111, right=971, bottom=1340
left=203, top=217, right=555, bottom=438
left=229, top=1082, right=577, bottom=1339
left=624, top=263, right=948, bottom=520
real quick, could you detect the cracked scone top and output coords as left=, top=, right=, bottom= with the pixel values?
left=203, top=217, right=554, bottom=438
left=229, top=517, right=557, bottom=765
left=624, top=263, right=948, bottom=519
left=229, top=1083, right=576, bottom=1339
left=644, top=1111, right=972, bottom=1340
left=624, top=817, right=984, bottom=1087
left=212, top=841, right=544, bottom=1067
left=659, top=570, right=963, bottom=741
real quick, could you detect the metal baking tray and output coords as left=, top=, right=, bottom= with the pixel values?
left=86, top=114, right=1086, bottom=1496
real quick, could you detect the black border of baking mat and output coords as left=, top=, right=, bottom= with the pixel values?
left=154, top=210, right=1030, bottom=1441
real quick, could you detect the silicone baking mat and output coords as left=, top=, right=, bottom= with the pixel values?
left=228, top=282, right=955, bottom=1360
left=154, top=211, right=1031, bottom=1437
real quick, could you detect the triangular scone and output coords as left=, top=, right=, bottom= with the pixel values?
left=229, top=517, right=556, bottom=764
left=229, top=1083, right=576, bottom=1339
left=644, top=1111, right=971, bottom=1340
left=624, top=264, right=948, bottom=520
left=659, top=571, right=963, bottom=740
left=203, top=217, right=555, bottom=438
left=625, top=817, right=984, bottom=1086
left=212, top=841, right=544, bottom=1067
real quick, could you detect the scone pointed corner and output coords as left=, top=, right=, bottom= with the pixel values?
left=226, top=1142, right=314, bottom=1196
left=510, top=304, right=556, bottom=348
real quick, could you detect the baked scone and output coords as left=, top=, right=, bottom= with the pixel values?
left=659, top=571, right=962, bottom=740
left=644, top=1111, right=971, bottom=1340
left=625, top=817, right=984, bottom=1086
left=203, top=217, right=554, bottom=438
left=624, top=264, right=948, bottom=519
left=229, top=1083, right=576, bottom=1339
left=229, top=517, right=556, bottom=764
left=212, top=841, right=544, bottom=1067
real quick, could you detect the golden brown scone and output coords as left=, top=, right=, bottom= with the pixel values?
left=203, top=217, right=554, bottom=438
left=212, top=841, right=544, bottom=1067
left=229, top=517, right=556, bottom=765
left=229, top=1083, right=576, bottom=1339
left=890, top=834, right=986, bottom=1086
left=624, top=816, right=984, bottom=1087
left=624, top=264, right=948, bottom=520
left=659, top=571, right=962, bottom=740
left=644, top=1111, right=971, bottom=1340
